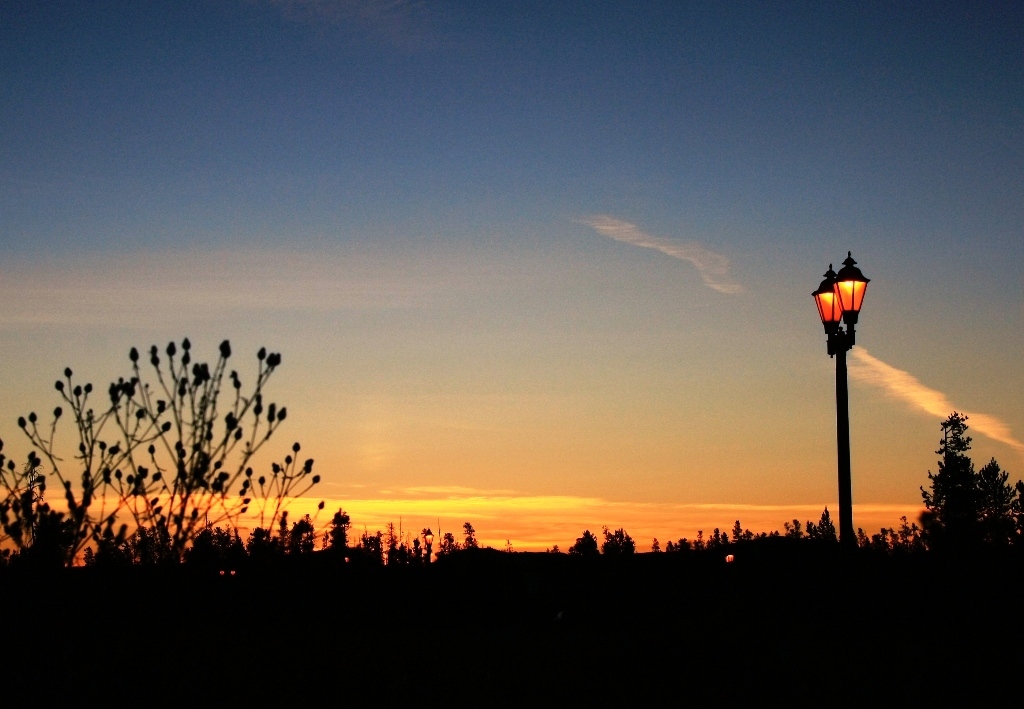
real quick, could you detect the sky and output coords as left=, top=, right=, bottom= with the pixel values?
left=1, top=0, right=1022, bottom=550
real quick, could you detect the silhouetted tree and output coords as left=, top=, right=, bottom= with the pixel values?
left=919, top=413, right=1024, bottom=549
left=90, top=531, right=134, bottom=567
left=131, top=525, right=176, bottom=564
left=246, top=526, right=281, bottom=562
left=870, top=528, right=895, bottom=552
left=437, top=532, right=460, bottom=556
left=188, top=524, right=244, bottom=567
left=325, top=509, right=351, bottom=551
left=705, top=527, right=728, bottom=550
left=462, top=522, right=479, bottom=549
left=385, top=522, right=400, bottom=564
left=894, top=516, right=925, bottom=553
left=976, top=458, right=1016, bottom=546
left=783, top=520, right=803, bottom=539
left=806, top=507, right=837, bottom=543
left=568, top=530, right=599, bottom=557
left=277, top=513, right=291, bottom=550
left=358, top=529, right=384, bottom=564
left=601, top=527, right=635, bottom=555
left=855, top=528, right=869, bottom=548
left=289, top=514, right=317, bottom=554
left=0, top=449, right=79, bottom=568
left=921, top=413, right=980, bottom=548
left=665, top=538, right=691, bottom=552
left=1014, top=481, right=1024, bottom=544
left=16, top=502, right=77, bottom=569
left=651, top=538, right=661, bottom=552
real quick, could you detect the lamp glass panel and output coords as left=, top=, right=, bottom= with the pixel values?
left=814, top=290, right=843, bottom=323
left=835, top=280, right=866, bottom=313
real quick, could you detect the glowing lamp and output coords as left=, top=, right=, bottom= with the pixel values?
left=725, top=554, right=735, bottom=563
left=424, top=529, right=434, bottom=547
left=812, top=265, right=843, bottom=334
left=834, top=252, right=869, bottom=325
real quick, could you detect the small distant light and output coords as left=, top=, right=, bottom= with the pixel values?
left=725, top=554, right=735, bottom=563
left=344, top=557, right=350, bottom=563
left=230, top=570, right=236, bottom=576
left=219, top=570, right=225, bottom=576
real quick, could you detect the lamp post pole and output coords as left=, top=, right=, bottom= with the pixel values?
left=812, top=252, right=870, bottom=549
left=834, top=343, right=854, bottom=546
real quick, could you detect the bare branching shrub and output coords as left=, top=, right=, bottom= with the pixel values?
left=4, top=338, right=320, bottom=566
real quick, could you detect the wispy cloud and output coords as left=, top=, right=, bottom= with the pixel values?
left=576, top=215, right=742, bottom=294
left=850, top=348, right=1024, bottom=456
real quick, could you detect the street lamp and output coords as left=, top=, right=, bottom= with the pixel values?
left=422, top=528, right=434, bottom=563
left=812, top=252, right=870, bottom=548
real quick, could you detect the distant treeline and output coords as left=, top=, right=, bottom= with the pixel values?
left=1, top=336, right=1020, bottom=573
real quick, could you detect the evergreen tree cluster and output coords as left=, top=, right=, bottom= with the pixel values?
left=920, top=413, right=1023, bottom=550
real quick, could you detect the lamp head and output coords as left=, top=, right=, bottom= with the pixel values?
left=834, top=251, right=869, bottom=325
left=812, top=264, right=842, bottom=335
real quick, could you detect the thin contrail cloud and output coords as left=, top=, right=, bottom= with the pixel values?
left=850, top=348, right=1024, bottom=457
left=577, top=215, right=743, bottom=294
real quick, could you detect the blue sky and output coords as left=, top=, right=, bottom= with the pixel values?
left=1, top=1, right=1022, bottom=547
left=5, top=1, right=1021, bottom=256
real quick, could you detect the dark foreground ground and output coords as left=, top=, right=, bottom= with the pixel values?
left=6, top=542, right=1022, bottom=705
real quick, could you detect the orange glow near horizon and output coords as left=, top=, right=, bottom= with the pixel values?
left=19, top=493, right=924, bottom=557
left=246, top=494, right=925, bottom=552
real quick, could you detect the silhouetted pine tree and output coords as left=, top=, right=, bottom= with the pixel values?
left=921, top=413, right=979, bottom=548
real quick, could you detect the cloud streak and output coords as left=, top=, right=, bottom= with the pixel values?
left=577, top=215, right=742, bottom=294
left=850, top=348, right=1024, bottom=456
